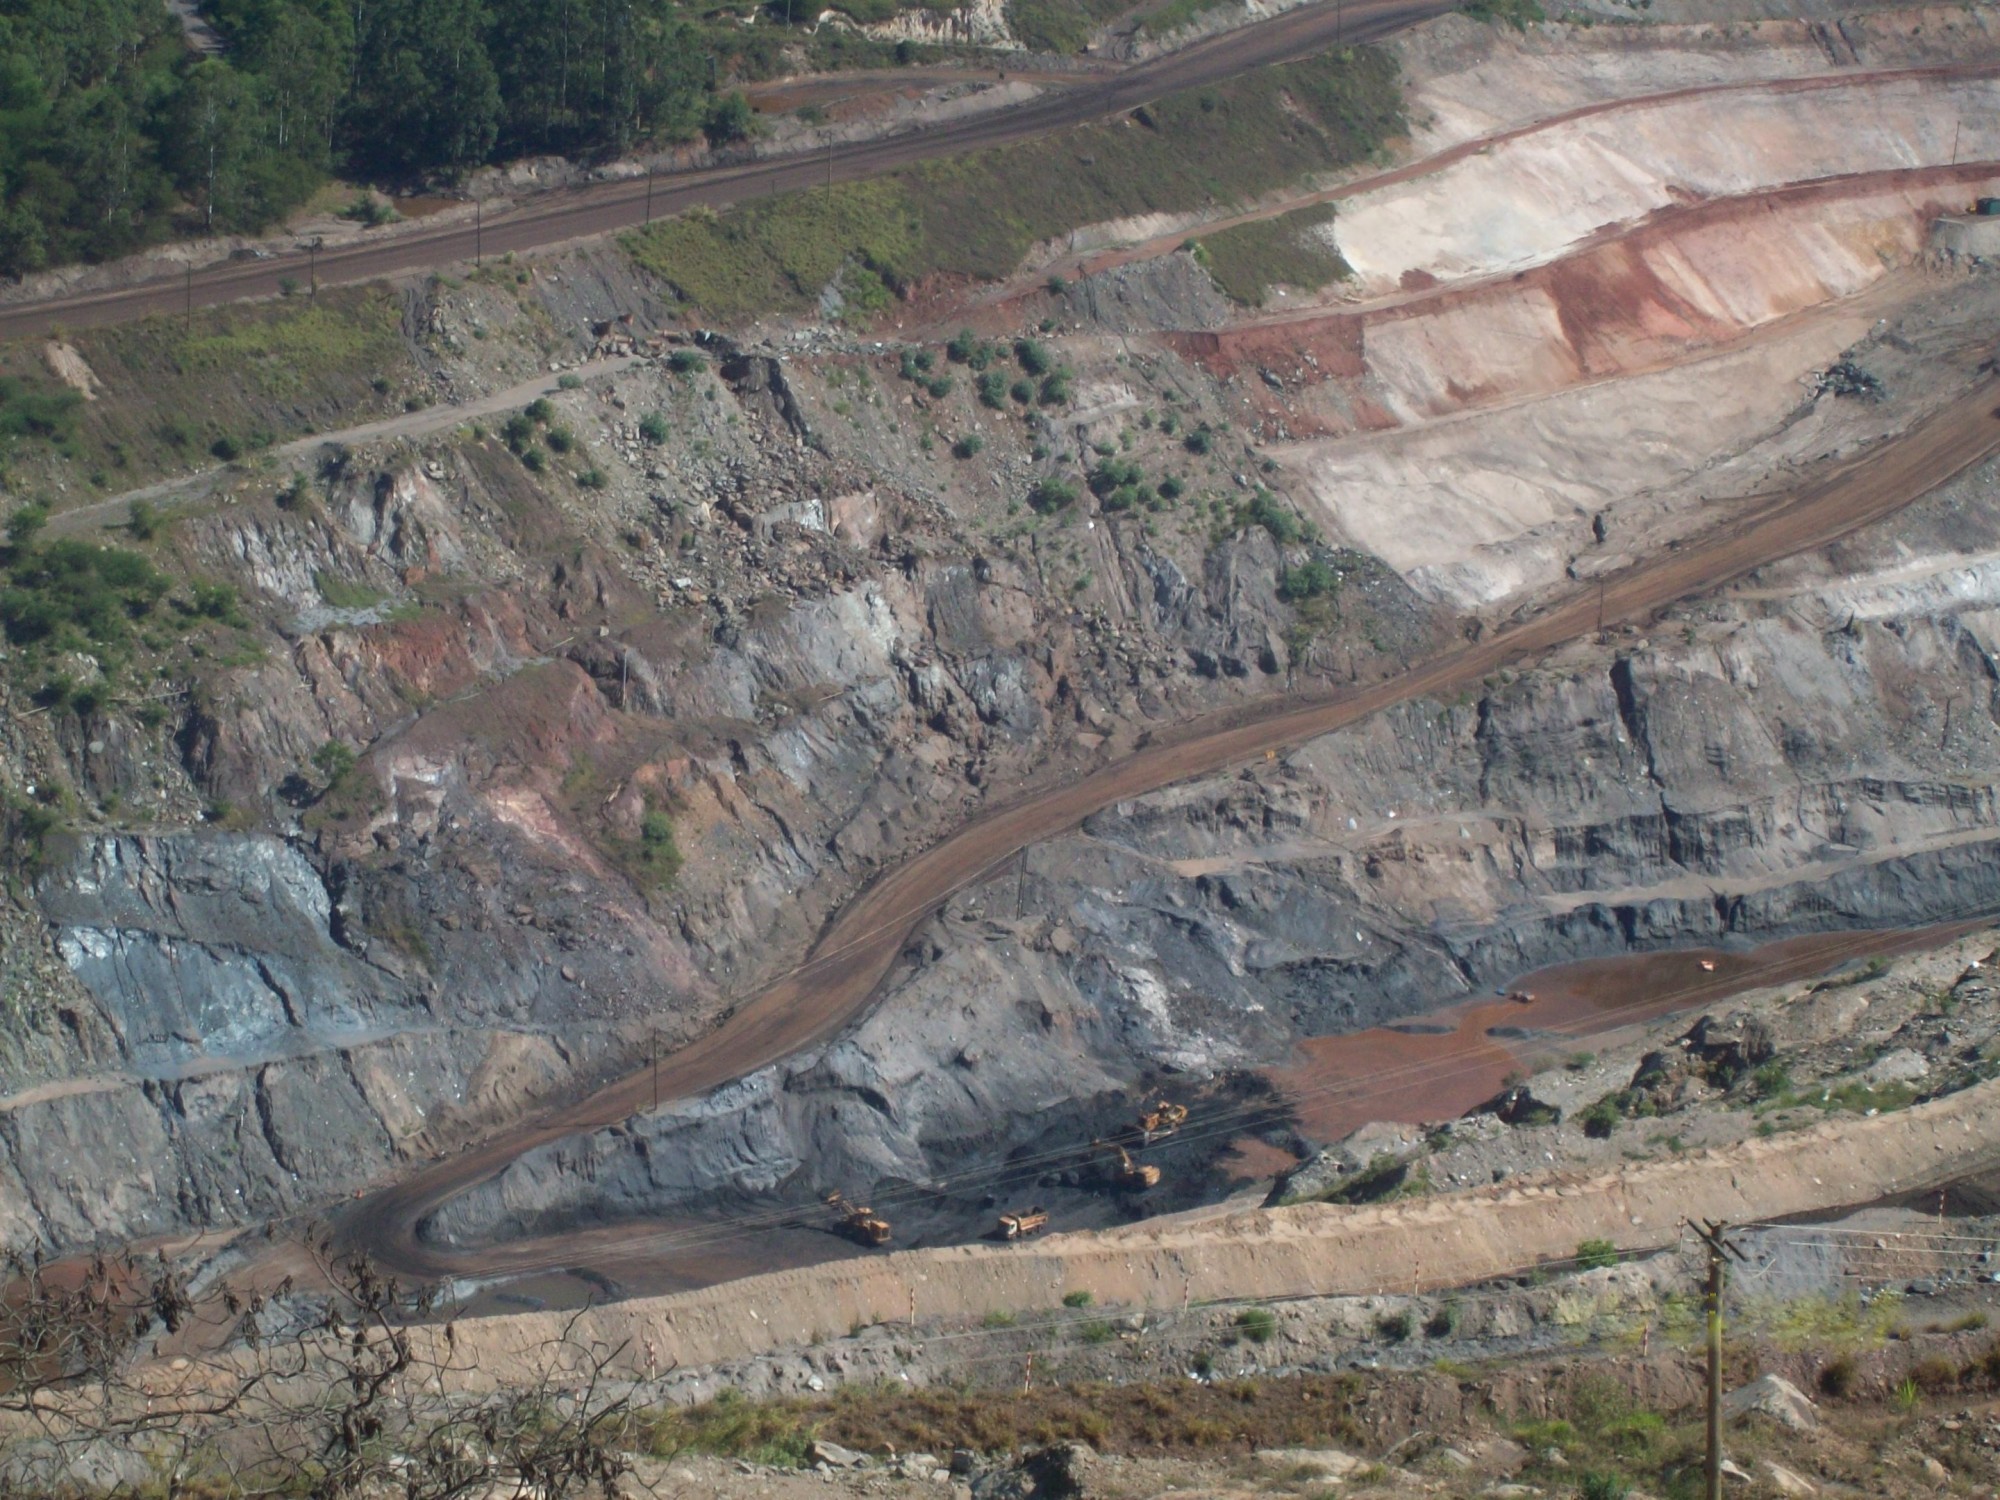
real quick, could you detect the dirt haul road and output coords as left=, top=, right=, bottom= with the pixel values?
left=334, top=376, right=2000, bottom=1287
left=0, top=0, right=1449, bottom=344
left=413, top=1075, right=2000, bottom=1384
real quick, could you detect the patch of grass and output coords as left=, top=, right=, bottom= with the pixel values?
left=1193, top=203, right=1347, bottom=305
left=1062, top=1290, right=1094, bottom=1308
left=624, top=47, right=1402, bottom=321
left=314, top=572, right=386, bottom=611
left=11, top=288, right=411, bottom=496
left=1005, top=0, right=1130, bottom=52
left=0, top=375, right=82, bottom=456
left=647, top=1390, right=817, bottom=1467
left=1463, top=0, right=1544, bottom=24
left=1138, top=0, right=1237, bottom=36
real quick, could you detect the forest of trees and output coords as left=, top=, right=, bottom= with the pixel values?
left=0, top=0, right=722, bottom=276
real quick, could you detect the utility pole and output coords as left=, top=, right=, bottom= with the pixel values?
left=307, top=236, right=322, bottom=297
left=645, top=165, right=655, bottom=225
left=1691, top=1220, right=1747, bottom=1500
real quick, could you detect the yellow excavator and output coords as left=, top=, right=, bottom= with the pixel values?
left=1137, top=1099, right=1188, bottom=1142
left=825, top=1190, right=892, bottom=1247
left=996, top=1206, right=1049, bottom=1240
left=1093, top=1140, right=1161, bottom=1191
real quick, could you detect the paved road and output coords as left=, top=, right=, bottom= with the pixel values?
left=0, top=0, right=1450, bottom=344
left=336, top=376, right=2000, bottom=1284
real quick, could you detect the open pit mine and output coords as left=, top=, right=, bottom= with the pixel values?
left=6, top=1, right=2000, bottom=1495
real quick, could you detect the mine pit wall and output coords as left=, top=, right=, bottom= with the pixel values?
left=426, top=454, right=2000, bottom=1248
left=419, top=1077, right=2000, bottom=1389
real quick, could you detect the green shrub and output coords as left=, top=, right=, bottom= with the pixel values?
left=557, top=372, right=583, bottom=390
left=1279, top=559, right=1337, bottom=602
left=1578, top=1472, right=1629, bottom=1500
left=1184, top=427, right=1212, bottom=455
left=1028, top=479, right=1077, bottom=514
left=946, top=328, right=978, bottom=363
left=639, top=413, right=669, bottom=444
left=525, top=397, right=557, bottom=422
left=1010, top=379, right=1034, bottom=404
left=1014, top=338, right=1051, bottom=376
left=0, top=539, right=171, bottom=656
left=1580, top=1096, right=1623, bottom=1139
left=1425, top=1302, right=1462, bottom=1339
left=1236, top=1308, right=1277, bottom=1344
left=952, top=433, right=984, bottom=459
left=925, top=375, right=954, bottom=399
left=521, top=447, right=547, bottom=473
left=576, top=467, right=608, bottom=489
left=703, top=90, right=755, bottom=145
left=1377, top=1310, right=1414, bottom=1343
left=545, top=425, right=575, bottom=454
left=1575, top=1239, right=1619, bottom=1272
left=1244, top=489, right=1301, bottom=543
left=1062, top=1290, right=1094, bottom=1308
left=668, top=350, right=706, bottom=375
left=1037, top=372, right=1071, bottom=406
left=1078, top=1319, right=1114, bottom=1345
left=635, top=806, right=683, bottom=887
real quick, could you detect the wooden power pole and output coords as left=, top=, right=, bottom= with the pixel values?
left=1691, top=1220, right=1747, bottom=1499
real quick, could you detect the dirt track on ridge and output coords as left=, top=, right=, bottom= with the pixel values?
left=333, top=374, right=2000, bottom=1287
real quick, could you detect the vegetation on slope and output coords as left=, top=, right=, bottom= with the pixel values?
left=1191, top=201, right=1349, bottom=304
left=0, top=0, right=976, bottom=278
left=625, top=45, right=1402, bottom=321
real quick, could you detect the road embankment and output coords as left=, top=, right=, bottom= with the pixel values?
left=418, top=1074, right=2000, bottom=1389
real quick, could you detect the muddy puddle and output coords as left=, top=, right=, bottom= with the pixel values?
left=1269, top=919, right=1994, bottom=1143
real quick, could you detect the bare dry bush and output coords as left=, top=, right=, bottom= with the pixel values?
left=0, top=1236, right=636, bottom=1500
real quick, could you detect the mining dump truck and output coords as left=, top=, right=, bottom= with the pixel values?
left=996, top=1206, right=1049, bottom=1239
left=1093, top=1140, right=1161, bottom=1191
left=825, top=1190, right=891, bottom=1247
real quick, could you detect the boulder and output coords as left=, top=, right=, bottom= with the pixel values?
left=807, top=1439, right=867, bottom=1468
left=1760, top=1460, right=1818, bottom=1496
left=1722, top=1374, right=1819, bottom=1431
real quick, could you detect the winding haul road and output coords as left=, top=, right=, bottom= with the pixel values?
left=338, top=377, right=2000, bottom=1286
left=0, top=0, right=1450, bottom=344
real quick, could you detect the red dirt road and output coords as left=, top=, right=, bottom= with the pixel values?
left=336, top=375, right=2000, bottom=1286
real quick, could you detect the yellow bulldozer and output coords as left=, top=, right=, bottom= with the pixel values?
left=825, top=1190, right=892, bottom=1247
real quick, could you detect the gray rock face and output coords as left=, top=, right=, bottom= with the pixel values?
left=41, top=834, right=383, bottom=1069
left=434, top=462, right=2000, bottom=1247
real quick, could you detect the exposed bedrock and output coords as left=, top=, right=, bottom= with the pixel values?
left=425, top=462, right=2000, bottom=1248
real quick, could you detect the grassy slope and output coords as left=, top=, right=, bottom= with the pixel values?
left=1193, top=201, right=1348, bottom=305
left=0, top=287, right=419, bottom=504
left=625, top=45, right=1401, bottom=323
